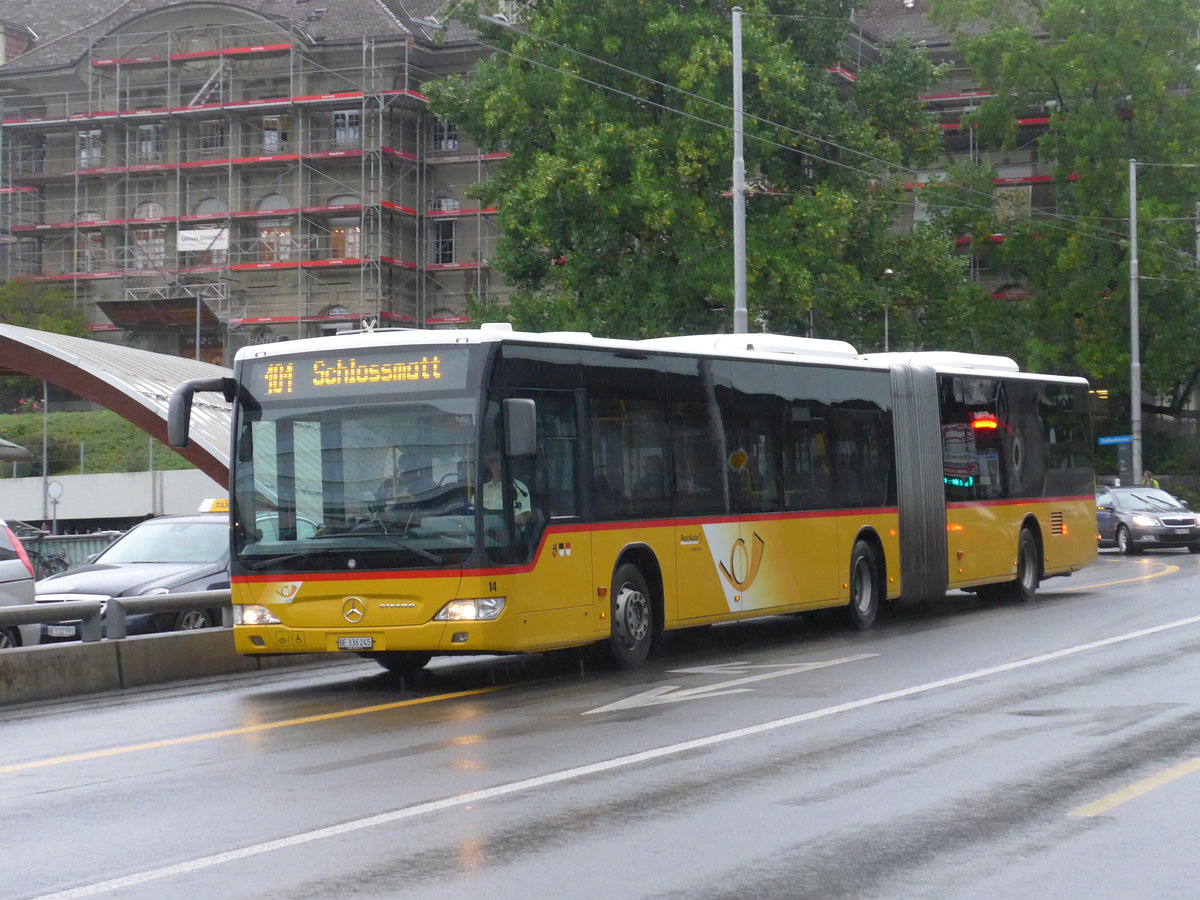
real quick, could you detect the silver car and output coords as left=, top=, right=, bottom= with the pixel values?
left=1096, top=485, right=1200, bottom=554
left=0, top=519, right=37, bottom=648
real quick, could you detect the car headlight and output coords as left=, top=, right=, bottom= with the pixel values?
left=234, top=604, right=281, bottom=625
left=1130, top=515, right=1158, bottom=527
left=433, top=597, right=505, bottom=621
left=144, top=587, right=171, bottom=595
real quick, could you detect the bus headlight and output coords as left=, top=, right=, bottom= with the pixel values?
left=234, top=604, right=281, bottom=626
left=434, top=597, right=506, bottom=621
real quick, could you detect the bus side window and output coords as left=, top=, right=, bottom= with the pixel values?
left=534, top=392, right=579, bottom=519
left=590, top=398, right=627, bottom=519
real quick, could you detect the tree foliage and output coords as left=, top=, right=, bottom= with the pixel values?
left=0, top=281, right=85, bottom=335
left=928, top=0, right=1200, bottom=410
left=428, top=0, right=984, bottom=348
left=0, top=281, right=86, bottom=401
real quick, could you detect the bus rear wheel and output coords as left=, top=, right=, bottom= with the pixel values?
left=608, top=563, right=653, bottom=669
left=983, top=528, right=1040, bottom=602
left=845, top=540, right=880, bottom=631
left=368, top=651, right=432, bottom=676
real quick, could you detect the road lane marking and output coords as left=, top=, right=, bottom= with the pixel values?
left=1069, top=756, right=1200, bottom=817
left=583, top=653, right=879, bottom=714
left=1057, top=559, right=1180, bottom=592
left=8, top=557, right=1177, bottom=778
left=0, top=686, right=506, bottom=775
left=36, top=613, right=1200, bottom=899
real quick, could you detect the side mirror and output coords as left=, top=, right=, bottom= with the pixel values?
left=503, top=398, right=537, bottom=457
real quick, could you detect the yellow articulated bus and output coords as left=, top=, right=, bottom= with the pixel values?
left=168, top=325, right=1096, bottom=674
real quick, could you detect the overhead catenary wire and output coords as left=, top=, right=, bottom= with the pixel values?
left=465, top=12, right=1200, bottom=276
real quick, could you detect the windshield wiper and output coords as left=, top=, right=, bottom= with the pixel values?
left=244, top=549, right=341, bottom=571
left=245, top=538, right=444, bottom=570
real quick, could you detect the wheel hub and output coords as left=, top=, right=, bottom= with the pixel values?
left=615, top=584, right=649, bottom=646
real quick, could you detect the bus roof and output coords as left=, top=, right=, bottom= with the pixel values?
left=233, top=324, right=1085, bottom=383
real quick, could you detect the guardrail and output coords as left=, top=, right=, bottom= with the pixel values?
left=0, top=589, right=232, bottom=643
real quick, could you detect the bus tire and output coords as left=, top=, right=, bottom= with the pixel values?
left=996, top=528, right=1040, bottom=602
left=369, top=651, right=432, bottom=676
left=845, top=540, right=880, bottom=631
left=608, top=563, right=653, bottom=669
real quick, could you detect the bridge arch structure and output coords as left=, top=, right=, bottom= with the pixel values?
left=0, top=324, right=231, bottom=485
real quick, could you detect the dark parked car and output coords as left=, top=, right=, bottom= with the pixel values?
left=33, top=513, right=231, bottom=642
left=1096, top=485, right=1200, bottom=554
left=0, top=519, right=37, bottom=648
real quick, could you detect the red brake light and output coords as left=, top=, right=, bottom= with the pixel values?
left=971, top=413, right=999, bottom=430
left=3, top=524, right=35, bottom=578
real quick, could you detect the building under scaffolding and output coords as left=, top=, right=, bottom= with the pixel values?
left=0, top=1, right=508, bottom=363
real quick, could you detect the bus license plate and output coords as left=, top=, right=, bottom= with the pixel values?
left=337, top=636, right=373, bottom=650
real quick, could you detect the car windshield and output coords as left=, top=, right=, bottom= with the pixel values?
left=97, top=519, right=228, bottom=565
left=1114, top=489, right=1185, bottom=510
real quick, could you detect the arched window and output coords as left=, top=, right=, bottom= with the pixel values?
left=134, top=201, right=164, bottom=219
left=259, top=193, right=290, bottom=212
left=193, top=197, right=227, bottom=217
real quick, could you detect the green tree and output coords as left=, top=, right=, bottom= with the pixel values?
left=0, top=281, right=86, bottom=405
left=0, top=281, right=85, bottom=335
left=429, top=0, right=984, bottom=348
left=928, top=0, right=1200, bottom=413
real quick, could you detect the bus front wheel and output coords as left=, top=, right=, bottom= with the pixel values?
left=608, top=563, right=653, bottom=669
left=845, top=540, right=880, bottom=631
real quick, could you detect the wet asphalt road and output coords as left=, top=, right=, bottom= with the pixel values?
left=5, top=549, right=1200, bottom=899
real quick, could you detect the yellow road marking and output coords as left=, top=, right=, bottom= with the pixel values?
left=0, top=685, right=506, bottom=775
left=1058, top=559, right=1180, bottom=592
left=1070, top=756, right=1200, bottom=817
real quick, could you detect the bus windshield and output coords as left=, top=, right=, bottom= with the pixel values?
left=232, top=394, right=479, bottom=573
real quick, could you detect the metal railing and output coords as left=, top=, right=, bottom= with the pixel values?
left=0, top=589, right=232, bottom=644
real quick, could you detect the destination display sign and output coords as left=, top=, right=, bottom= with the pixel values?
left=244, top=347, right=469, bottom=400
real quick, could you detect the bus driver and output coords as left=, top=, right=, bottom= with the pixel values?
left=482, top=451, right=531, bottom=525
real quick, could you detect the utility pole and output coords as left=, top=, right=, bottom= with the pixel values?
left=732, top=7, right=747, bottom=334
left=1129, top=158, right=1142, bottom=482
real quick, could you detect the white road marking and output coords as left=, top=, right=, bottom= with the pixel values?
left=38, top=614, right=1200, bottom=900
left=582, top=653, right=879, bottom=714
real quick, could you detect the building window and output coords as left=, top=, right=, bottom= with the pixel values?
left=132, top=228, right=165, bottom=270
left=432, top=118, right=458, bottom=151
left=431, top=219, right=456, bottom=265
left=77, top=130, right=103, bottom=168
left=331, top=224, right=361, bottom=259
left=262, top=115, right=289, bottom=153
left=258, top=222, right=293, bottom=262
left=133, top=201, right=164, bottom=220
left=135, top=124, right=165, bottom=162
left=199, top=120, right=225, bottom=157
left=75, top=230, right=104, bottom=272
left=332, top=110, right=360, bottom=148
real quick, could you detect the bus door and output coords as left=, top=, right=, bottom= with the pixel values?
left=776, top=365, right=842, bottom=608
left=486, top=390, right=593, bottom=629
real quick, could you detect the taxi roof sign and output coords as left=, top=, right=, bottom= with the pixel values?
left=199, top=498, right=229, bottom=513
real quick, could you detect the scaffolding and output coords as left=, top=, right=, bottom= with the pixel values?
left=0, top=19, right=506, bottom=362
